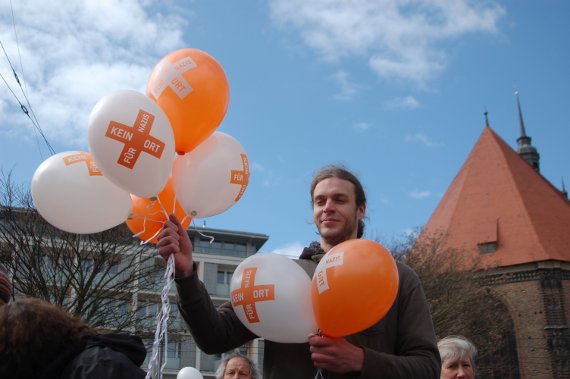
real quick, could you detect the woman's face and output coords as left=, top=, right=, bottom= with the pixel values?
left=223, top=357, right=252, bottom=379
left=441, top=355, right=474, bottom=379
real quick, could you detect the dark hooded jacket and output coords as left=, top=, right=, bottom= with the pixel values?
left=41, top=333, right=147, bottom=379
left=176, top=241, right=441, bottom=379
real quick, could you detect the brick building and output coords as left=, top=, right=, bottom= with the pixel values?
left=420, top=101, right=569, bottom=378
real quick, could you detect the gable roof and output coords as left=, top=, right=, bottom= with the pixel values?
left=422, top=126, right=570, bottom=268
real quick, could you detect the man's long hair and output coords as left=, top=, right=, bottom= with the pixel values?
left=310, top=164, right=367, bottom=238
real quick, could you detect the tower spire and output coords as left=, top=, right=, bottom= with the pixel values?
left=516, top=91, right=528, bottom=137
left=515, top=90, right=540, bottom=172
left=484, top=110, right=490, bottom=128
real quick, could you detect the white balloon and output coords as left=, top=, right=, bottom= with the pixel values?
left=31, top=151, right=132, bottom=234
left=177, top=367, right=203, bottom=379
left=230, top=253, right=318, bottom=343
left=88, top=90, right=175, bottom=198
left=173, top=132, right=249, bottom=218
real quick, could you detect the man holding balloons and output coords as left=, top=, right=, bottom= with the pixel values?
left=157, top=164, right=440, bottom=378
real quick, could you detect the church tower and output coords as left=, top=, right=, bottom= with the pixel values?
left=515, top=91, right=540, bottom=171
left=421, top=108, right=570, bottom=378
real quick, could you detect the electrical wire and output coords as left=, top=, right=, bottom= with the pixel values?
left=0, top=1, right=55, bottom=155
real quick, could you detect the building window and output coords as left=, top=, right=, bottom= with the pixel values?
left=136, top=300, right=158, bottom=330
left=108, top=261, right=120, bottom=275
left=478, top=242, right=497, bottom=254
left=233, top=242, right=247, bottom=252
left=217, top=270, right=234, bottom=297
left=112, top=298, right=129, bottom=325
left=168, top=303, right=182, bottom=331
left=164, top=340, right=182, bottom=370
left=196, top=238, right=248, bottom=257
left=96, top=297, right=129, bottom=327
left=201, top=348, right=221, bottom=371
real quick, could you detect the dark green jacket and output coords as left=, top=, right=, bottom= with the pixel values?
left=176, top=244, right=440, bottom=379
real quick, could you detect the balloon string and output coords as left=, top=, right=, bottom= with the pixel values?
left=130, top=198, right=162, bottom=240
left=155, top=193, right=171, bottom=219
left=196, top=230, right=215, bottom=244
left=132, top=229, right=145, bottom=238
left=145, top=254, right=175, bottom=379
left=312, top=329, right=325, bottom=379
left=171, top=192, right=178, bottom=215
left=131, top=216, right=161, bottom=244
left=139, top=228, right=161, bottom=245
left=180, top=214, right=190, bottom=226
left=133, top=192, right=180, bottom=243
left=193, top=219, right=215, bottom=244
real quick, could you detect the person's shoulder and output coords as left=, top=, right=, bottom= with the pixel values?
left=294, top=256, right=319, bottom=277
left=86, top=333, right=147, bottom=366
left=63, top=344, right=146, bottom=379
left=396, top=261, right=414, bottom=274
left=396, top=261, right=421, bottom=283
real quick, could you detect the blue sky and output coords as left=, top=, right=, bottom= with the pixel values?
left=1, top=1, right=568, bottom=257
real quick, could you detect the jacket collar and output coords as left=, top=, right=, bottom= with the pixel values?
left=299, top=241, right=326, bottom=263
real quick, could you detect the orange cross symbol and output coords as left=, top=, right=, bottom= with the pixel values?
left=230, top=154, right=249, bottom=202
left=63, top=153, right=102, bottom=177
left=231, top=267, right=275, bottom=323
left=149, top=56, right=197, bottom=100
left=105, top=109, right=165, bottom=169
left=315, top=251, right=345, bottom=294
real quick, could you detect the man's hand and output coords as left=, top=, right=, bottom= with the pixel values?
left=156, top=214, right=194, bottom=278
left=308, top=334, right=364, bottom=373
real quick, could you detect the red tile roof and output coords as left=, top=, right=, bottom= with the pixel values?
left=422, top=126, right=570, bottom=268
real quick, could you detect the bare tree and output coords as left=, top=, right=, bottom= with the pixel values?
left=386, top=230, right=520, bottom=378
left=0, top=170, right=163, bottom=331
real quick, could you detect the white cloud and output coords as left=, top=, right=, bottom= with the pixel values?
left=269, top=0, right=505, bottom=85
left=405, top=132, right=439, bottom=148
left=332, top=70, right=362, bottom=100
left=269, top=241, right=304, bottom=258
left=408, top=190, right=432, bottom=199
left=0, top=0, right=187, bottom=143
left=384, top=96, right=420, bottom=110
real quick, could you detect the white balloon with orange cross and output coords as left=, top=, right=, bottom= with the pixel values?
left=229, top=253, right=317, bottom=343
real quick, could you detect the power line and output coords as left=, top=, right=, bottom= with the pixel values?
left=0, top=1, right=55, bottom=155
left=8, top=0, right=43, bottom=132
left=0, top=64, right=55, bottom=156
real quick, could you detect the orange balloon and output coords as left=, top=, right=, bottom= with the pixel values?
left=126, top=178, right=191, bottom=244
left=147, top=48, right=230, bottom=154
left=311, top=239, right=399, bottom=337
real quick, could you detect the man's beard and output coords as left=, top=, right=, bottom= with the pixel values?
left=319, top=219, right=358, bottom=247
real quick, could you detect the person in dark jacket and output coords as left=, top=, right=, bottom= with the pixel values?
left=158, top=164, right=441, bottom=378
left=0, top=297, right=147, bottom=379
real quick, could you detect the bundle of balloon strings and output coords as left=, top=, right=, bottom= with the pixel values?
left=145, top=254, right=175, bottom=379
